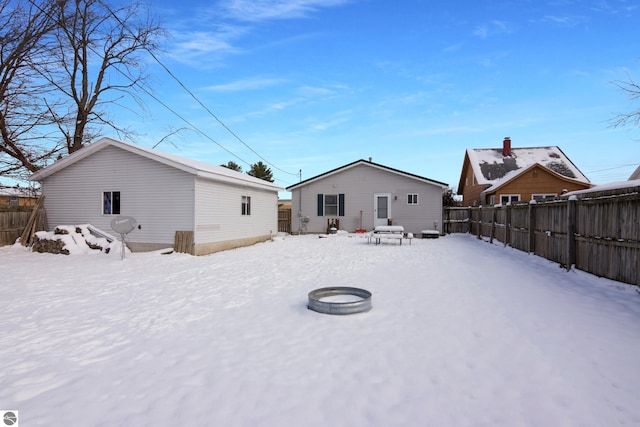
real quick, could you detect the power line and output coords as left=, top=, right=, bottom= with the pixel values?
left=133, top=82, right=255, bottom=167
left=28, top=0, right=255, bottom=170
left=104, top=2, right=299, bottom=176
left=584, top=163, right=637, bottom=174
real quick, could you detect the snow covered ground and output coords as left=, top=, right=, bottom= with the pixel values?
left=1, top=232, right=639, bottom=427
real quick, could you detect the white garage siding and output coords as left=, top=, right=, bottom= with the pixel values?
left=32, top=137, right=283, bottom=255
left=194, top=177, right=278, bottom=253
left=41, top=145, right=195, bottom=249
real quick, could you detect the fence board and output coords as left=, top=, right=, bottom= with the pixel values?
left=0, top=211, right=32, bottom=246
left=445, top=190, right=640, bottom=286
left=444, top=208, right=470, bottom=233
left=278, top=209, right=291, bottom=233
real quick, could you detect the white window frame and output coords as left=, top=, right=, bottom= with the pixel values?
left=324, top=194, right=338, bottom=216
left=241, top=195, right=251, bottom=216
left=532, top=193, right=556, bottom=201
left=103, top=191, right=120, bottom=215
left=500, top=194, right=520, bottom=205
left=407, top=193, right=419, bottom=205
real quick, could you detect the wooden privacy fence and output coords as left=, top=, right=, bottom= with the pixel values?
left=278, top=209, right=291, bottom=233
left=0, top=196, right=47, bottom=247
left=444, top=186, right=640, bottom=286
left=0, top=207, right=33, bottom=246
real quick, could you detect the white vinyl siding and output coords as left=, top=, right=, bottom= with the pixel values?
left=194, top=177, right=277, bottom=244
left=36, top=139, right=281, bottom=254
left=41, top=145, right=194, bottom=246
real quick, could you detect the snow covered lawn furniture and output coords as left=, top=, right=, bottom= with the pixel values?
left=369, top=225, right=405, bottom=245
left=421, top=230, right=440, bottom=239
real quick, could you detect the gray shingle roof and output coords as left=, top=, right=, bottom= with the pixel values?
left=467, top=146, right=589, bottom=185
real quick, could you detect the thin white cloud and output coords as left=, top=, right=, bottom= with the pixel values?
left=203, top=77, right=287, bottom=92
left=473, top=20, right=512, bottom=39
left=443, top=42, right=464, bottom=53
left=167, top=26, right=248, bottom=66
left=220, top=0, right=354, bottom=22
left=541, top=14, right=588, bottom=27
left=296, top=86, right=335, bottom=97
left=164, top=1, right=353, bottom=67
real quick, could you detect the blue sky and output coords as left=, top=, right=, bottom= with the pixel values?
left=111, top=0, right=639, bottom=194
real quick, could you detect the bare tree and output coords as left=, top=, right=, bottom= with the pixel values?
left=0, top=0, right=164, bottom=180
left=0, top=0, right=63, bottom=178
left=43, top=0, right=163, bottom=154
left=611, top=76, right=640, bottom=129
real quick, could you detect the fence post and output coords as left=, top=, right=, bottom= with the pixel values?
left=445, top=208, right=450, bottom=234
left=476, top=208, right=482, bottom=239
left=566, top=197, right=576, bottom=271
left=489, top=207, right=497, bottom=243
left=504, top=204, right=511, bottom=247
left=528, top=201, right=536, bottom=253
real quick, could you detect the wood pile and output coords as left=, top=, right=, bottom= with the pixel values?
left=20, top=195, right=47, bottom=247
left=32, top=232, right=69, bottom=254
left=31, top=226, right=111, bottom=255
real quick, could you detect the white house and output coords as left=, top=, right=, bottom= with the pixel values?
left=29, top=137, right=283, bottom=255
left=286, top=159, right=448, bottom=235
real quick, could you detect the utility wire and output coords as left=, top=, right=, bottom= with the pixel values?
left=585, top=163, right=637, bottom=174
left=104, top=2, right=299, bottom=176
left=28, top=0, right=256, bottom=170
left=133, top=81, right=255, bottom=167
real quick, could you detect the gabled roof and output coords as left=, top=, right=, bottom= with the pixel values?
left=481, top=162, right=591, bottom=195
left=0, top=186, right=39, bottom=197
left=629, top=165, right=640, bottom=180
left=564, top=179, right=640, bottom=197
left=286, top=159, right=448, bottom=191
left=465, top=146, right=589, bottom=186
left=29, top=137, right=283, bottom=192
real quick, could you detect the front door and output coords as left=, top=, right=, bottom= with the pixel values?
left=374, top=193, right=391, bottom=227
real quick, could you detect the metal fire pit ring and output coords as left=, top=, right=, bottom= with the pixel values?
left=307, top=287, right=372, bottom=315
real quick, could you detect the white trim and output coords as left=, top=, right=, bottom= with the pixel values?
left=374, top=193, right=392, bottom=227
left=30, top=137, right=282, bottom=192
left=532, top=193, right=557, bottom=201
left=500, top=194, right=520, bottom=204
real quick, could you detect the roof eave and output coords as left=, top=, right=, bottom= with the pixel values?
left=287, top=159, right=448, bottom=191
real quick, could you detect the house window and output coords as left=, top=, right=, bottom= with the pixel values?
left=500, top=194, right=520, bottom=205
left=324, top=194, right=338, bottom=216
left=407, top=194, right=418, bottom=205
left=242, top=196, right=251, bottom=215
left=103, top=191, right=120, bottom=215
left=9, top=196, right=19, bottom=208
left=532, top=193, right=556, bottom=201
left=317, top=193, right=345, bottom=216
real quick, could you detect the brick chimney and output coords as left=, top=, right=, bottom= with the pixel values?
left=502, top=137, right=511, bottom=157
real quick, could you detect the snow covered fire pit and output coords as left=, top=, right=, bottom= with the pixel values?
left=307, top=287, right=372, bottom=315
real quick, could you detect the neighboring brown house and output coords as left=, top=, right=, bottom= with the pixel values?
left=0, top=186, right=39, bottom=209
left=457, top=137, right=591, bottom=206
